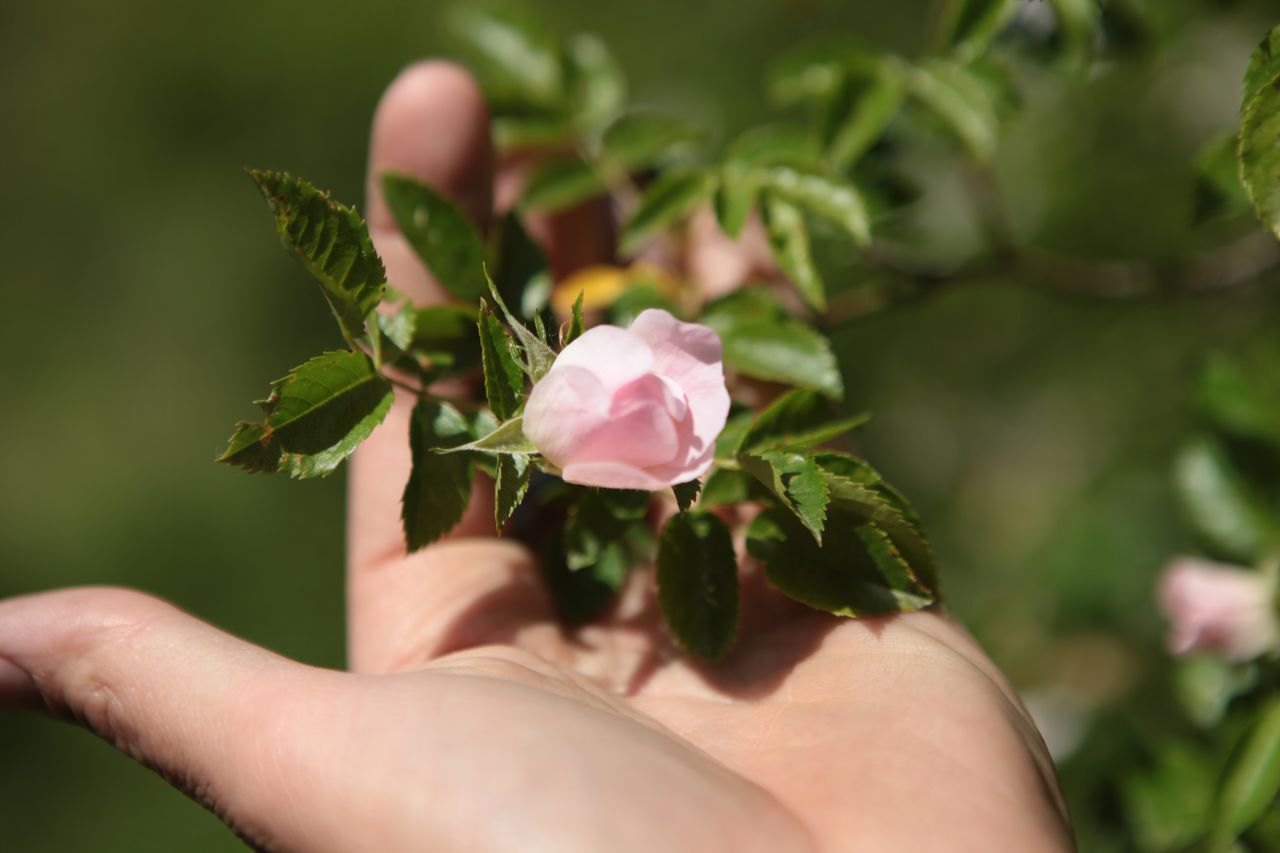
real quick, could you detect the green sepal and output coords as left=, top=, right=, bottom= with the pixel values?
left=495, top=454, right=533, bottom=532
left=437, top=415, right=538, bottom=455
left=672, top=479, right=702, bottom=513
left=478, top=302, right=526, bottom=421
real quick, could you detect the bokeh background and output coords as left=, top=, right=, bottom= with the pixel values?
left=2, top=0, right=1278, bottom=849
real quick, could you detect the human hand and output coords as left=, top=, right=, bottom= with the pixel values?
left=0, top=62, right=1074, bottom=852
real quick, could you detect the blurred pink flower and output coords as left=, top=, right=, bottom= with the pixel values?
left=1158, top=557, right=1279, bottom=662
left=523, top=309, right=730, bottom=490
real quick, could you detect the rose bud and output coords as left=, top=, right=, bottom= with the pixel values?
left=523, top=309, right=730, bottom=490
left=1158, top=556, right=1280, bottom=663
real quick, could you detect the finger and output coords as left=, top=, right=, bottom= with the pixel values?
left=366, top=60, right=495, bottom=304
left=0, top=587, right=324, bottom=848
left=350, top=62, right=559, bottom=672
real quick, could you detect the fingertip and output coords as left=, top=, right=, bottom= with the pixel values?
left=367, top=59, right=495, bottom=233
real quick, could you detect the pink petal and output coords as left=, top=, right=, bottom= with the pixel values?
left=573, top=398, right=680, bottom=469
left=628, top=309, right=730, bottom=457
left=1157, top=557, right=1279, bottom=662
left=561, top=460, right=671, bottom=491
left=553, top=325, right=653, bottom=392
left=522, top=365, right=611, bottom=467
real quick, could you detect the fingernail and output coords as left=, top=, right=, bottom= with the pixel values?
left=0, top=656, right=35, bottom=706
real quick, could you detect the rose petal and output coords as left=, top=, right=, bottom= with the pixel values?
left=553, top=325, right=654, bottom=392
left=628, top=309, right=730, bottom=456
left=522, top=365, right=611, bottom=467
left=1157, top=557, right=1280, bottom=662
left=613, top=374, right=688, bottom=422
left=574, top=398, right=680, bottom=469
left=561, top=460, right=672, bottom=491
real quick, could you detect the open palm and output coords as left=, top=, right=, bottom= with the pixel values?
left=0, top=62, right=1072, bottom=852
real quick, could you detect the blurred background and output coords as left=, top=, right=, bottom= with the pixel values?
left=1, top=0, right=1278, bottom=849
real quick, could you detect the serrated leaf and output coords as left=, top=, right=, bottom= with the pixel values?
left=446, top=5, right=565, bottom=109
left=602, top=110, right=703, bottom=170
left=564, top=488, right=650, bottom=576
left=747, top=507, right=934, bottom=616
left=221, top=351, right=394, bottom=479
left=760, top=167, right=870, bottom=247
left=620, top=169, right=718, bottom=256
left=521, top=157, right=606, bottom=214
left=485, top=269, right=557, bottom=381
left=565, top=32, right=626, bottom=128
left=829, top=71, right=906, bottom=170
left=742, top=389, right=868, bottom=455
left=739, top=452, right=830, bottom=544
left=380, top=173, right=487, bottom=301
left=1239, top=70, right=1280, bottom=240
left=1212, top=696, right=1280, bottom=848
left=939, top=0, right=1021, bottom=64
left=1175, top=437, right=1277, bottom=563
left=439, top=415, right=538, bottom=455
left=906, top=59, right=1000, bottom=162
left=761, top=191, right=824, bottom=310
left=672, top=479, right=701, bottom=512
left=495, top=453, right=532, bottom=532
left=701, top=290, right=843, bottom=398
left=217, top=422, right=281, bottom=474
left=657, top=511, right=740, bottom=661
left=402, top=400, right=475, bottom=551
left=478, top=303, right=525, bottom=421
left=1243, top=26, right=1280, bottom=111
left=249, top=170, right=385, bottom=346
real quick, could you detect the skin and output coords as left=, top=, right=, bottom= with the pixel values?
left=0, top=62, right=1075, bottom=852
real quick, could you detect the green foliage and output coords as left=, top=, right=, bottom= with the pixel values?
left=938, top=0, right=1021, bottom=64
left=1175, top=437, right=1277, bottom=563
left=380, top=172, right=487, bottom=301
left=402, top=304, right=482, bottom=380
left=1122, top=743, right=1215, bottom=851
left=402, top=400, right=476, bottom=551
left=905, top=59, right=1000, bottom=161
left=478, top=302, right=525, bottom=420
left=761, top=192, right=825, bottom=310
left=1194, top=133, right=1251, bottom=223
left=564, top=488, right=652, bottom=590
left=521, top=157, right=605, bottom=214
left=1212, top=697, right=1280, bottom=849
left=440, top=415, right=537, bottom=454
left=563, top=291, right=585, bottom=346
left=657, top=511, right=740, bottom=661
left=249, top=170, right=385, bottom=346
left=602, top=111, right=704, bottom=171
left=1195, top=346, right=1280, bottom=450
left=1242, top=25, right=1280, bottom=109
left=490, top=212, right=553, bottom=320
left=701, top=290, right=843, bottom=398
left=218, top=351, right=393, bottom=479
left=741, top=389, right=867, bottom=455
left=740, top=451, right=830, bottom=544
left=1239, top=65, right=1280, bottom=240
left=620, top=168, right=717, bottom=255
left=494, top=454, right=532, bottom=532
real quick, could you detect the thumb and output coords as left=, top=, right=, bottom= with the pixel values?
left=0, top=587, right=325, bottom=848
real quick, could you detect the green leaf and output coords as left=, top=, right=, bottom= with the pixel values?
left=713, top=163, right=759, bottom=239
left=492, top=111, right=575, bottom=152
left=565, top=32, right=626, bottom=128
left=906, top=59, right=1000, bottom=162
left=765, top=40, right=885, bottom=109
left=376, top=302, right=417, bottom=352
left=437, top=415, right=538, bottom=455
left=672, top=479, right=701, bottom=512
left=1194, top=347, right=1280, bottom=450
left=740, top=452, right=830, bottom=544
left=563, top=291, right=585, bottom=346
left=403, top=304, right=482, bottom=379
left=715, top=409, right=757, bottom=460
left=485, top=269, right=557, bottom=381
left=402, top=400, right=475, bottom=551
left=759, top=167, right=870, bottom=247
left=495, top=453, right=533, bottom=532
left=725, top=123, right=825, bottom=170
left=563, top=488, right=651, bottom=586
left=490, top=212, right=552, bottom=320
left=521, top=157, right=606, bottom=213
left=1176, top=657, right=1259, bottom=729
left=1212, top=696, right=1280, bottom=848
left=700, top=468, right=757, bottom=507
left=938, top=0, right=1021, bottom=64
left=217, top=422, right=281, bottom=474
left=761, top=191, right=824, bottom=310
left=741, top=389, right=868, bottom=455
left=1242, top=26, right=1280, bottom=111
left=1175, top=438, right=1277, bottom=563
left=701, top=290, right=843, bottom=398
left=602, top=110, right=703, bottom=171
left=446, top=4, right=565, bottom=109
left=1122, top=743, right=1215, bottom=852
left=478, top=303, right=525, bottom=421
left=1046, top=0, right=1102, bottom=70
left=1239, top=68, right=1280, bottom=240
left=747, top=507, right=934, bottom=616
left=380, top=173, right=487, bottom=301
left=248, top=170, right=385, bottom=346
left=219, top=351, right=394, bottom=479
left=657, top=511, right=740, bottom=661
left=828, top=70, right=906, bottom=170
left=620, top=169, right=718, bottom=256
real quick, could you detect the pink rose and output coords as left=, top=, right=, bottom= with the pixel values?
left=523, top=309, right=730, bottom=490
left=1158, top=557, right=1279, bottom=663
